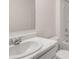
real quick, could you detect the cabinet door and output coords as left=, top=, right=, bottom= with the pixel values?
left=38, top=44, right=58, bottom=59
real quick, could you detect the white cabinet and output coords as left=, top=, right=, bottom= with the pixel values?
left=34, top=44, right=58, bottom=59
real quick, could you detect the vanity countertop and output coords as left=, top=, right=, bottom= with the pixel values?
left=21, top=37, right=58, bottom=59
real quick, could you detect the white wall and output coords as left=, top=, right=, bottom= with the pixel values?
left=55, top=0, right=69, bottom=41
left=36, top=0, right=56, bottom=38
left=9, top=0, right=35, bottom=32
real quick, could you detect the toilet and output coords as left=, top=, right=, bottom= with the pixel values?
left=56, top=50, right=69, bottom=59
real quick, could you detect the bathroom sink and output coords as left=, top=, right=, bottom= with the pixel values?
left=9, top=40, right=42, bottom=59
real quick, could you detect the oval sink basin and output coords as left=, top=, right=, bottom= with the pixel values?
left=9, top=41, right=42, bottom=59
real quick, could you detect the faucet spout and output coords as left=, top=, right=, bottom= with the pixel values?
left=13, top=38, right=22, bottom=45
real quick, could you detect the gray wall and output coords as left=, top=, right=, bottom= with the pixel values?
left=36, top=0, right=56, bottom=38
left=9, top=0, right=35, bottom=32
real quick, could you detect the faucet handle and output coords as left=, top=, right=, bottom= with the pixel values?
left=13, top=37, right=22, bottom=45
left=9, top=39, right=13, bottom=45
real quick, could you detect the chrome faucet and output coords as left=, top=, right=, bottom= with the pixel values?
left=9, top=37, right=22, bottom=45
left=13, top=37, right=22, bottom=45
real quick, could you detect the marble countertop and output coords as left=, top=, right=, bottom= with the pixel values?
left=20, top=37, right=57, bottom=59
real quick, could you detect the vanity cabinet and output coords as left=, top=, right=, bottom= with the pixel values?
left=34, top=44, right=58, bottom=59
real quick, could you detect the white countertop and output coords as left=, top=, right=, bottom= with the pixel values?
left=20, top=37, right=57, bottom=59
